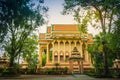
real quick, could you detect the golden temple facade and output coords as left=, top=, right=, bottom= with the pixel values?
left=38, top=24, right=93, bottom=73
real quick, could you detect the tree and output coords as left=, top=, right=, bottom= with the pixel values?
left=87, top=33, right=116, bottom=76
left=0, top=0, right=48, bottom=67
left=63, top=5, right=91, bottom=33
left=42, top=51, right=46, bottom=66
left=63, top=0, right=120, bottom=76
left=63, top=0, right=120, bottom=34
left=54, top=63, right=60, bottom=70
left=21, top=34, right=38, bottom=69
left=111, top=16, right=120, bottom=59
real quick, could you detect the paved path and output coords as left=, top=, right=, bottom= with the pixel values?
left=0, top=74, right=119, bottom=80
left=72, top=74, right=96, bottom=80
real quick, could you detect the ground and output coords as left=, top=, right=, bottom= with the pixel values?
left=0, top=74, right=120, bottom=80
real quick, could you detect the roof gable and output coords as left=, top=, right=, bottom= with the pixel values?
left=47, top=27, right=51, bottom=33
left=40, top=34, right=45, bottom=39
left=53, top=24, right=78, bottom=31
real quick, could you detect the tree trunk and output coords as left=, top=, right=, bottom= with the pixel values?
left=9, top=56, right=15, bottom=67
left=18, top=54, right=21, bottom=65
left=103, top=42, right=109, bottom=77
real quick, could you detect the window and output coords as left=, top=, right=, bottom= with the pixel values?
left=54, top=55, right=58, bottom=62
left=65, top=56, right=69, bottom=62
left=60, top=55, right=64, bottom=62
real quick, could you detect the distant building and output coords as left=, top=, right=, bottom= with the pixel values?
left=38, top=24, right=93, bottom=73
left=0, top=52, right=9, bottom=68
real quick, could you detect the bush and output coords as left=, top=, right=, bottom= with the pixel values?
left=1, top=67, right=20, bottom=77
left=63, top=67, right=68, bottom=74
left=45, top=68, right=54, bottom=74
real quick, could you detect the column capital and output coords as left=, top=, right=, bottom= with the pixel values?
left=52, top=42, right=55, bottom=45
left=68, top=41, right=71, bottom=44
left=47, top=42, right=50, bottom=46
left=80, top=41, right=83, bottom=45
left=74, top=40, right=77, bottom=47
left=57, top=40, right=60, bottom=43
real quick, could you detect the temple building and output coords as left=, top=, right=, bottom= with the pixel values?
left=38, top=24, right=93, bottom=73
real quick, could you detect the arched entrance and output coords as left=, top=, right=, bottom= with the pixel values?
left=42, top=49, right=46, bottom=66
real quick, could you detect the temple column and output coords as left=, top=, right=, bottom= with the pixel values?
left=38, top=47, right=42, bottom=67
left=80, top=60, right=84, bottom=73
left=69, top=60, right=73, bottom=73
left=63, top=40, right=65, bottom=62
left=80, top=41, right=83, bottom=58
left=58, top=41, right=60, bottom=63
left=46, top=43, right=49, bottom=63
left=74, top=41, right=77, bottom=47
left=69, top=41, right=71, bottom=57
left=85, top=43, right=89, bottom=62
left=78, top=61, right=80, bottom=73
left=84, top=42, right=88, bottom=62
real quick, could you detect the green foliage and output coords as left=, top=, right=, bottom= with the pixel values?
left=21, top=34, right=38, bottom=68
left=63, top=67, right=68, bottom=72
left=0, top=0, right=48, bottom=67
left=63, top=0, right=120, bottom=77
left=63, top=0, right=120, bottom=33
left=50, top=51, right=52, bottom=61
left=73, top=8, right=92, bottom=33
left=87, top=34, right=104, bottom=69
left=54, top=63, right=60, bottom=70
left=112, top=18, right=120, bottom=58
left=42, top=52, right=46, bottom=66
left=87, top=33, right=118, bottom=76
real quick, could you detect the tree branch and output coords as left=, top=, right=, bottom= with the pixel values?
left=93, top=5, right=106, bottom=34
left=108, top=7, right=115, bottom=33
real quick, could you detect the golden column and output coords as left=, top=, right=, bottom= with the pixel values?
left=74, top=40, right=77, bottom=47
left=38, top=47, right=42, bottom=67
left=80, top=41, right=83, bottom=57
left=46, top=43, right=49, bottom=63
left=69, top=41, right=71, bottom=57
left=80, top=41, right=84, bottom=73
left=58, top=40, right=60, bottom=63
left=85, top=43, right=88, bottom=62
left=63, top=40, right=65, bottom=63
left=80, top=60, right=84, bottom=73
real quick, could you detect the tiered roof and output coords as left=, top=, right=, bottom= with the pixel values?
left=53, top=24, right=78, bottom=31
left=39, top=24, right=93, bottom=44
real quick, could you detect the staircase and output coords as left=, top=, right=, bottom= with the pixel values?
left=73, top=65, right=79, bottom=73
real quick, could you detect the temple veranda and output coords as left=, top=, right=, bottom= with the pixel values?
left=38, top=24, right=93, bottom=73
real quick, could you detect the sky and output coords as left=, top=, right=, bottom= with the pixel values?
left=39, top=0, right=100, bottom=35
